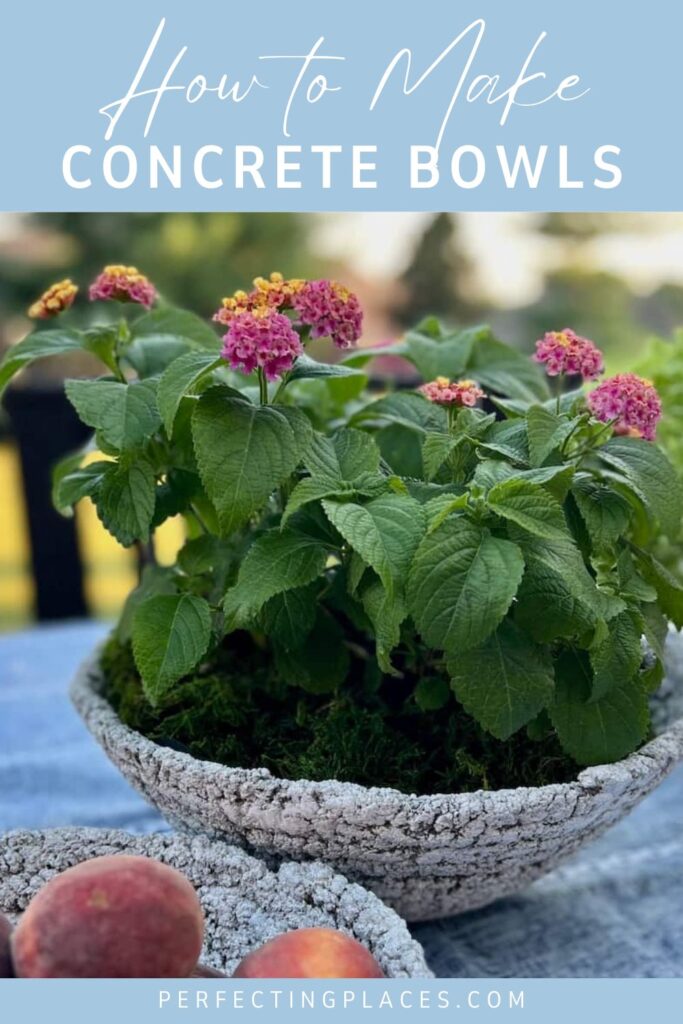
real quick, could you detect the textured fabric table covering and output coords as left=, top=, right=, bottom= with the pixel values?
left=1, top=622, right=682, bottom=978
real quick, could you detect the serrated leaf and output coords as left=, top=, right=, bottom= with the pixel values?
left=414, top=676, right=451, bottom=711
left=192, top=388, right=312, bottom=534
left=94, top=457, right=156, bottom=546
left=52, top=458, right=111, bottom=517
left=422, top=431, right=463, bottom=481
left=572, top=474, right=632, bottom=549
left=360, top=577, right=407, bottom=674
left=598, top=438, right=682, bottom=539
left=407, top=519, right=524, bottom=653
left=514, top=532, right=623, bottom=633
left=322, top=494, right=425, bottom=595
left=488, top=477, right=570, bottom=540
left=274, top=610, right=349, bottom=694
left=259, top=584, right=318, bottom=650
left=157, top=351, right=225, bottom=435
left=447, top=620, right=554, bottom=739
left=287, top=353, right=367, bottom=381
left=132, top=593, right=212, bottom=705
left=0, top=329, right=85, bottom=395
left=632, top=547, right=683, bottom=628
left=590, top=609, right=644, bottom=700
left=223, top=528, right=329, bottom=624
left=349, top=391, right=447, bottom=434
left=131, top=306, right=221, bottom=350
left=551, top=649, right=649, bottom=765
left=303, top=428, right=381, bottom=483
left=527, top=406, right=576, bottom=466
left=117, top=564, right=178, bottom=643
left=478, top=419, right=529, bottom=464
left=65, top=378, right=161, bottom=452
left=467, top=332, right=550, bottom=401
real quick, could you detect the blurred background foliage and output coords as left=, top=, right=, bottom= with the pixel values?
left=1, top=211, right=683, bottom=628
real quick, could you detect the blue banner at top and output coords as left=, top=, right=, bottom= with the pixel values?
left=0, top=0, right=679, bottom=211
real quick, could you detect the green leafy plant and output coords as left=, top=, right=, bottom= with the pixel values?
left=4, top=272, right=683, bottom=791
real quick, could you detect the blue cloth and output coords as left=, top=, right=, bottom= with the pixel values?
left=1, top=622, right=682, bottom=977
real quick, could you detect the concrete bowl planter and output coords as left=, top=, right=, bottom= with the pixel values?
left=0, top=828, right=431, bottom=978
left=71, top=631, right=683, bottom=923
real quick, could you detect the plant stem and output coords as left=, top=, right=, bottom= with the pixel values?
left=257, top=368, right=268, bottom=404
left=190, top=504, right=210, bottom=534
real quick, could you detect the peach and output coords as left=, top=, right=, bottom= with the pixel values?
left=0, top=911, right=13, bottom=977
left=232, top=927, right=385, bottom=978
left=11, top=855, right=204, bottom=978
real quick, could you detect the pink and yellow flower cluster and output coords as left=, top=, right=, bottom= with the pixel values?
left=533, top=329, right=604, bottom=380
left=28, top=279, right=78, bottom=319
left=420, top=377, right=486, bottom=407
left=587, top=373, right=662, bottom=441
left=89, top=265, right=157, bottom=309
left=214, top=272, right=363, bottom=380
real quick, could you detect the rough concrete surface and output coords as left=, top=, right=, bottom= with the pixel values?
left=0, top=828, right=431, bottom=977
left=70, top=631, right=683, bottom=922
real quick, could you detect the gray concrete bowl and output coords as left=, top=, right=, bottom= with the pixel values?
left=71, top=631, right=683, bottom=922
left=0, top=828, right=431, bottom=977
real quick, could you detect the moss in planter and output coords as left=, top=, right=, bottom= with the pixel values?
left=101, top=635, right=579, bottom=796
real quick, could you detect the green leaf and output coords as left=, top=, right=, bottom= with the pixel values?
left=122, top=338, right=189, bottom=378
left=131, top=306, right=221, bottom=351
left=287, top=353, right=367, bottom=382
left=572, top=474, right=632, bottom=549
left=349, top=392, right=446, bottom=435
left=282, top=473, right=385, bottom=527
left=116, top=564, right=178, bottom=643
left=597, top=438, right=682, bottom=539
left=551, top=649, right=649, bottom=765
left=192, top=388, right=312, bottom=534
left=467, top=332, right=550, bottom=402
left=631, top=547, right=683, bottom=628
left=422, top=431, right=463, bottom=481
left=303, top=428, right=381, bottom=484
left=0, top=329, right=85, bottom=395
left=322, top=494, right=425, bottom=595
left=274, top=610, right=349, bottom=694
left=223, top=528, right=329, bottom=623
left=157, top=352, right=225, bottom=436
left=414, top=676, right=451, bottom=712
left=52, top=458, right=111, bottom=517
left=487, top=478, right=570, bottom=541
left=65, top=378, right=161, bottom=452
left=399, top=325, right=478, bottom=380
left=478, top=419, right=529, bottom=464
left=132, top=593, right=212, bottom=705
left=360, top=577, right=407, bottom=674
left=81, top=326, right=119, bottom=375
left=259, top=584, right=318, bottom=650
left=407, top=519, right=524, bottom=653
left=590, top=609, right=644, bottom=700
left=94, top=457, right=156, bottom=546
left=526, top=406, right=576, bottom=466
left=514, top=533, right=623, bottom=639
left=447, top=620, right=554, bottom=740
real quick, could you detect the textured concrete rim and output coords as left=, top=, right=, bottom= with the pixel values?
left=71, top=633, right=683, bottom=922
left=0, top=828, right=432, bottom=978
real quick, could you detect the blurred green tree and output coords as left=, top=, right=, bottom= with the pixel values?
left=395, top=213, right=480, bottom=328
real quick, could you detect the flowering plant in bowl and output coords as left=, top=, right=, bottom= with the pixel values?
left=2, top=271, right=682, bottom=784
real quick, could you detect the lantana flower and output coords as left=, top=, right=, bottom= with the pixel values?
left=420, top=377, right=486, bottom=407
left=220, top=309, right=303, bottom=380
left=587, top=373, right=662, bottom=441
left=28, top=279, right=78, bottom=319
left=213, top=273, right=362, bottom=350
left=534, top=328, right=604, bottom=380
left=89, top=265, right=157, bottom=309
left=291, top=279, right=363, bottom=349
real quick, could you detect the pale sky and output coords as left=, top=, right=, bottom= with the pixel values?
left=313, top=212, right=683, bottom=307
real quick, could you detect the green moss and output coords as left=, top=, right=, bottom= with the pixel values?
left=102, top=634, right=578, bottom=796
